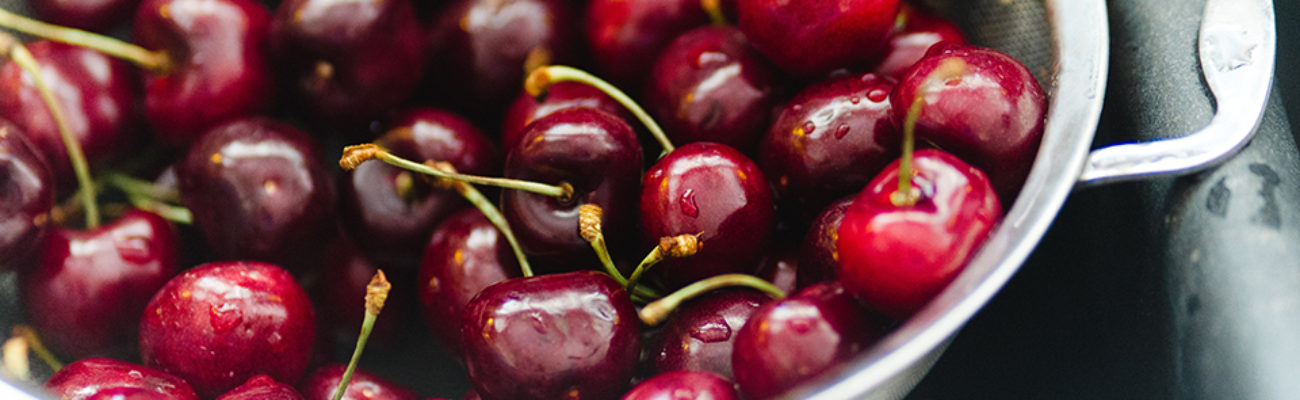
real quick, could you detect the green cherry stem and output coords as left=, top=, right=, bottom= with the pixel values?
left=0, top=8, right=171, bottom=72
left=578, top=204, right=663, bottom=300
left=12, top=326, right=61, bottom=373
left=1, top=34, right=99, bottom=228
left=892, top=96, right=923, bottom=207
left=701, top=0, right=728, bottom=26
left=526, top=65, right=676, bottom=155
left=624, top=234, right=702, bottom=294
left=333, top=270, right=392, bottom=400
left=341, top=144, right=573, bottom=201
left=103, top=173, right=192, bottom=224
left=639, top=274, right=785, bottom=326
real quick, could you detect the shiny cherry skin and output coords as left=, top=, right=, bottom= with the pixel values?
left=584, top=0, right=708, bottom=91
left=461, top=271, right=641, bottom=400
left=758, top=72, right=898, bottom=220
left=797, top=196, right=852, bottom=288
left=0, top=40, right=140, bottom=184
left=299, top=364, right=419, bottom=400
left=640, top=142, right=775, bottom=290
left=731, top=282, right=881, bottom=399
left=890, top=43, right=1046, bottom=200
left=425, top=0, right=579, bottom=118
left=29, top=0, right=140, bottom=31
left=21, top=209, right=179, bottom=360
left=132, top=0, right=273, bottom=147
left=500, top=82, right=629, bottom=151
left=873, top=4, right=967, bottom=80
left=417, top=208, right=520, bottom=353
left=501, top=108, right=642, bottom=272
left=45, top=358, right=200, bottom=400
left=315, top=236, right=408, bottom=345
left=736, top=0, right=899, bottom=77
left=177, top=117, right=335, bottom=270
left=623, top=370, right=739, bottom=400
left=645, top=25, right=778, bottom=152
left=217, top=375, right=305, bottom=400
left=653, top=289, right=768, bottom=380
left=139, top=261, right=316, bottom=398
left=271, top=0, right=427, bottom=127
left=0, top=122, right=52, bottom=270
left=837, top=149, right=1001, bottom=318
left=340, top=108, right=498, bottom=265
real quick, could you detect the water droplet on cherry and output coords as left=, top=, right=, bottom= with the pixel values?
left=680, top=189, right=700, bottom=217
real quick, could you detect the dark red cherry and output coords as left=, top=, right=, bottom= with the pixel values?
left=501, top=107, right=642, bottom=272
left=731, top=282, right=881, bottom=399
left=653, top=289, right=768, bottom=381
left=796, top=196, right=852, bottom=289
left=645, top=25, right=778, bottom=152
left=890, top=43, right=1046, bottom=200
left=298, top=363, right=419, bottom=400
left=270, top=0, right=427, bottom=127
left=461, top=270, right=641, bottom=400
left=339, top=108, right=498, bottom=265
left=640, top=142, right=774, bottom=289
left=29, top=0, right=140, bottom=32
left=623, top=370, right=739, bottom=400
left=139, top=261, right=316, bottom=398
left=758, top=72, right=898, bottom=219
left=584, top=0, right=709, bottom=91
left=0, top=122, right=53, bottom=270
left=217, top=375, right=305, bottom=400
left=84, top=387, right=174, bottom=400
left=132, top=0, right=273, bottom=146
left=21, top=209, right=179, bottom=360
left=837, top=149, right=1000, bottom=318
left=315, top=236, right=408, bottom=345
left=425, top=0, right=579, bottom=118
left=500, top=82, right=629, bottom=151
left=0, top=40, right=139, bottom=184
left=417, top=208, right=520, bottom=353
left=45, top=358, right=199, bottom=400
left=736, top=0, right=900, bottom=77
left=177, top=117, right=335, bottom=271
left=873, top=4, right=966, bottom=80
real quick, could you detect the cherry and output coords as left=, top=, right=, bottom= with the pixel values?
left=44, top=358, right=199, bottom=400
left=890, top=43, right=1046, bottom=200
left=645, top=25, right=778, bottom=152
left=731, top=282, right=881, bottom=399
left=28, top=0, right=140, bottom=32
left=298, top=363, right=419, bottom=400
left=0, top=121, right=53, bottom=269
left=796, top=196, right=852, bottom=288
left=640, top=142, right=774, bottom=289
left=584, top=0, right=709, bottom=91
left=339, top=108, right=498, bottom=265
left=20, top=209, right=178, bottom=360
left=139, top=260, right=316, bottom=398
left=0, top=40, right=139, bottom=184
left=757, top=72, right=898, bottom=220
left=177, top=117, right=335, bottom=271
left=416, top=208, right=520, bottom=354
left=873, top=3, right=966, bottom=80
left=500, top=81, right=629, bottom=151
left=461, top=270, right=640, bottom=400
left=217, top=375, right=305, bottom=400
left=270, top=0, right=427, bottom=127
left=501, top=107, right=642, bottom=272
left=84, top=387, right=174, bottom=399
left=623, top=370, right=739, bottom=400
left=315, top=236, right=408, bottom=346
left=837, top=149, right=1000, bottom=318
left=425, top=0, right=579, bottom=118
left=652, top=289, right=768, bottom=381
left=735, top=0, right=899, bottom=77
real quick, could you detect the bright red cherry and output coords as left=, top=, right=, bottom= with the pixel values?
left=217, top=375, right=305, bottom=400
left=298, top=364, right=419, bottom=400
left=417, top=208, right=520, bottom=354
left=736, top=0, right=900, bottom=77
left=29, top=0, right=140, bottom=31
left=837, top=149, right=1001, bottom=318
left=0, top=122, right=52, bottom=270
left=139, top=261, right=316, bottom=398
left=873, top=4, right=967, bottom=80
left=652, top=289, right=769, bottom=380
left=584, top=0, right=709, bottom=91
left=623, top=370, right=740, bottom=400
left=45, top=358, right=199, bottom=400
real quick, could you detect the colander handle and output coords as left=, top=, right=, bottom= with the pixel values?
left=1076, top=0, right=1275, bottom=186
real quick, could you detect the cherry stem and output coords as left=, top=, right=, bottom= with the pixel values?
left=341, top=144, right=574, bottom=202
left=525, top=65, right=676, bottom=155
left=102, top=173, right=192, bottom=224
left=624, top=234, right=702, bottom=295
left=701, top=0, right=728, bottom=25
left=11, top=326, right=61, bottom=373
left=0, top=34, right=100, bottom=228
left=0, top=8, right=170, bottom=72
left=639, top=274, right=785, bottom=326
left=425, top=160, right=535, bottom=278
left=578, top=204, right=663, bottom=300
left=333, top=270, right=391, bottom=400
left=892, top=96, right=923, bottom=207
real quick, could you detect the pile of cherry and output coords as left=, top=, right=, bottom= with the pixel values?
left=0, top=0, right=1046, bottom=398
